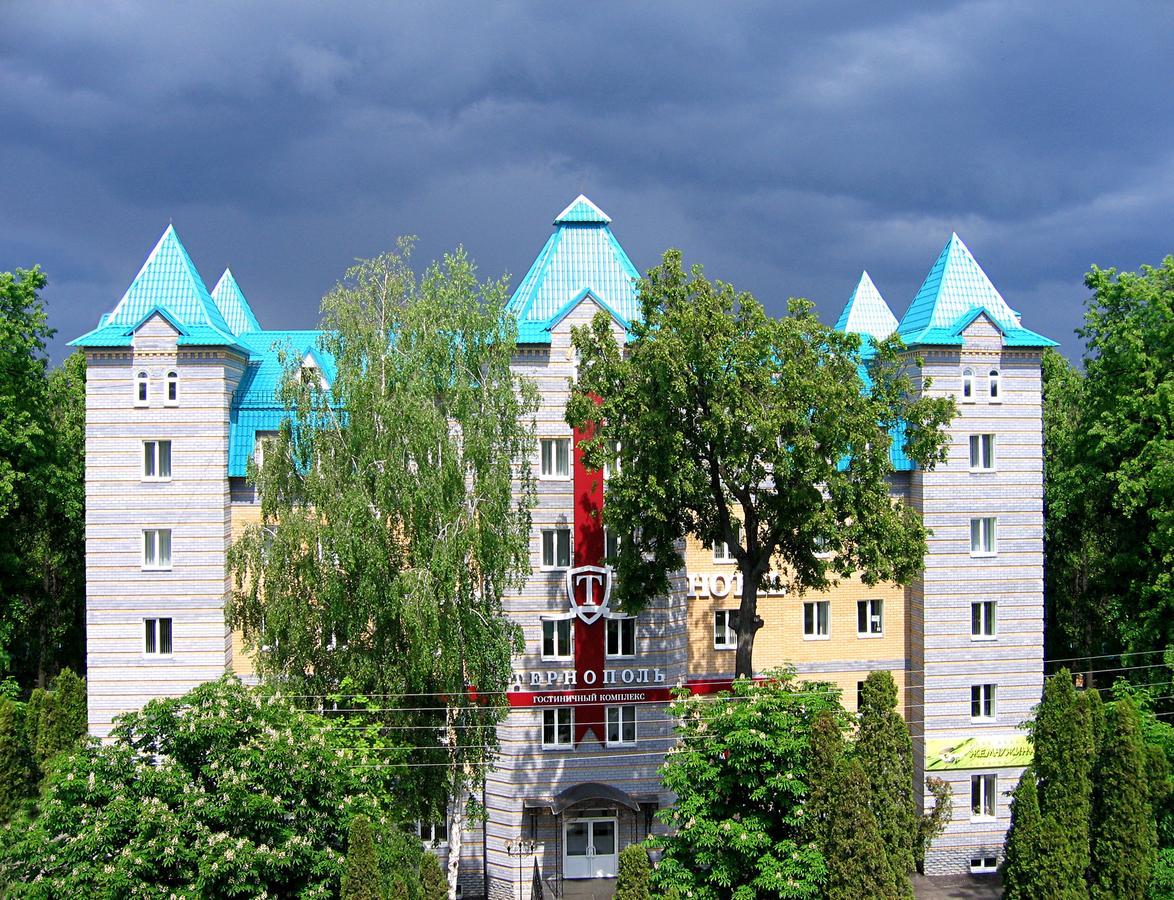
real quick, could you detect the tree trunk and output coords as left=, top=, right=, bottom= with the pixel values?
left=447, top=788, right=465, bottom=900
left=734, top=565, right=762, bottom=679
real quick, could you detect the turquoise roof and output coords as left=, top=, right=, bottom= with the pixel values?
left=71, top=225, right=246, bottom=352
left=211, top=269, right=263, bottom=335
left=834, top=271, right=897, bottom=343
left=506, top=195, right=641, bottom=344
left=896, top=233, right=1055, bottom=348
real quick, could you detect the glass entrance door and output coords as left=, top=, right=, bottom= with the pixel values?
left=564, top=817, right=618, bottom=879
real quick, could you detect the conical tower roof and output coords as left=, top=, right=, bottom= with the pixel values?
left=834, top=271, right=897, bottom=341
left=211, top=268, right=262, bottom=335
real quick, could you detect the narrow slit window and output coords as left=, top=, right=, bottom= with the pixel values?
left=165, top=371, right=178, bottom=405
left=962, top=368, right=975, bottom=401
left=135, top=371, right=149, bottom=406
left=988, top=369, right=1001, bottom=400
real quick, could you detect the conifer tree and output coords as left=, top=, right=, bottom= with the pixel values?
left=0, top=698, right=32, bottom=822
left=34, top=668, right=86, bottom=772
left=1002, top=768, right=1055, bottom=899
left=855, top=670, right=915, bottom=896
left=824, top=757, right=899, bottom=900
left=808, top=708, right=845, bottom=849
left=1083, top=687, right=1105, bottom=758
left=615, top=844, right=652, bottom=900
left=342, top=814, right=384, bottom=900
left=1032, top=670, right=1092, bottom=898
left=387, top=878, right=408, bottom=900
left=419, top=851, right=447, bottom=900
left=1089, top=697, right=1156, bottom=899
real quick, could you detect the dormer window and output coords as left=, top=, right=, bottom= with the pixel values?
left=165, top=371, right=178, bottom=406
left=135, top=371, right=149, bottom=406
left=961, top=368, right=975, bottom=402
left=301, top=352, right=328, bottom=389
left=988, top=369, right=1001, bottom=401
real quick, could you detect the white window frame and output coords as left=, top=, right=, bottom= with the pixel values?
left=605, top=705, right=637, bottom=747
left=541, top=528, right=572, bottom=570
left=603, top=440, right=621, bottom=480
left=134, top=370, right=149, bottom=406
left=713, top=610, right=736, bottom=650
left=164, top=370, right=178, bottom=406
left=605, top=616, right=636, bottom=658
left=604, top=527, right=621, bottom=561
left=142, top=528, right=173, bottom=571
left=970, top=517, right=998, bottom=557
left=961, top=367, right=975, bottom=402
left=970, top=855, right=999, bottom=874
left=416, top=819, right=449, bottom=849
left=971, top=774, right=997, bottom=821
left=988, top=369, right=1001, bottom=402
left=968, top=434, right=996, bottom=472
left=712, top=525, right=741, bottom=564
left=539, top=437, right=572, bottom=480
left=541, top=617, right=573, bottom=660
left=971, top=683, right=997, bottom=721
left=971, top=601, right=997, bottom=640
left=143, top=617, right=173, bottom=656
left=542, top=707, right=574, bottom=749
left=856, top=598, right=883, bottom=637
left=802, top=600, right=830, bottom=640
left=142, top=440, right=172, bottom=481
left=253, top=430, right=280, bottom=469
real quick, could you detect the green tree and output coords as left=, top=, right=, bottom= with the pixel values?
left=343, top=815, right=384, bottom=900
left=419, top=851, right=448, bottom=900
left=650, top=670, right=851, bottom=899
left=807, top=708, right=845, bottom=849
left=0, top=698, right=32, bottom=821
left=1090, top=697, right=1157, bottom=899
left=1002, top=768, right=1054, bottom=899
left=1032, top=671, right=1093, bottom=898
left=567, top=249, right=953, bottom=676
left=915, top=776, right=952, bottom=874
left=0, top=677, right=407, bottom=897
left=823, top=756, right=899, bottom=900
left=615, top=844, right=653, bottom=900
left=228, top=240, right=538, bottom=895
left=855, top=671, right=915, bottom=895
left=0, top=268, right=87, bottom=689
left=32, top=667, right=86, bottom=774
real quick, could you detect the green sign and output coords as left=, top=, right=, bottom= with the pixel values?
left=925, top=735, right=1032, bottom=770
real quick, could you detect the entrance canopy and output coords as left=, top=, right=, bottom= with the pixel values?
left=525, top=782, right=649, bottom=815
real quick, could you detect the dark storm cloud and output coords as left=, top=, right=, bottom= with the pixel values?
left=1, top=0, right=1171, bottom=359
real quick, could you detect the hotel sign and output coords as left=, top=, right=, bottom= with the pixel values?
left=925, top=735, right=1032, bottom=770
left=687, top=571, right=788, bottom=599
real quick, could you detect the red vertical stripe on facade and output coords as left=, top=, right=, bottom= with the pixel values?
left=573, top=411, right=606, bottom=744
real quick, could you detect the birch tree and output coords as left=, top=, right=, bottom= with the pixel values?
left=229, top=239, right=537, bottom=897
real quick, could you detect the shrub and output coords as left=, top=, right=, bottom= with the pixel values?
left=419, top=851, right=448, bottom=900
left=615, top=843, right=652, bottom=900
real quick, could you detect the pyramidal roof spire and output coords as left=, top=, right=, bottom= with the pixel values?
left=896, top=233, right=1055, bottom=348
left=834, top=271, right=897, bottom=341
left=554, top=194, right=611, bottom=224
left=211, top=268, right=262, bottom=335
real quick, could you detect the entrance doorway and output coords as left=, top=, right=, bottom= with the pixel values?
left=564, top=815, right=617, bottom=879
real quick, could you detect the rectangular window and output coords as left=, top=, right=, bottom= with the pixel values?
left=969, top=434, right=996, bottom=471
left=856, top=680, right=866, bottom=712
left=713, top=526, right=740, bottom=563
left=971, top=684, right=996, bottom=720
left=143, top=440, right=172, bottom=480
left=541, top=528, right=571, bottom=569
left=603, top=440, right=621, bottom=480
left=606, top=705, right=637, bottom=746
left=144, top=617, right=173, bottom=655
left=604, top=528, right=621, bottom=560
left=857, top=599, right=883, bottom=636
left=803, top=600, right=830, bottom=639
left=970, top=517, right=998, bottom=556
left=142, top=528, right=172, bottom=570
left=542, top=708, right=573, bottom=748
left=713, top=610, right=736, bottom=649
left=253, top=431, right=279, bottom=469
left=971, top=601, right=997, bottom=640
left=970, top=855, right=999, bottom=874
left=971, top=774, right=997, bottom=820
left=542, top=618, right=572, bottom=659
left=416, top=819, right=448, bottom=847
left=606, top=617, right=636, bottom=658
left=540, top=438, right=571, bottom=478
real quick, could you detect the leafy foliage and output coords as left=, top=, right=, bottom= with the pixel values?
left=343, top=815, right=384, bottom=900
left=855, top=671, right=915, bottom=895
left=0, top=699, right=32, bottom=822
left=1090, top=696, right=1157, bottom=899
left=0, top=267, right=86, bottom=688
left=649, top=670, right=851, bottom=899
left=227, top=241, right=538, bottom=852
left=0, top=677, right=410, bottom=898
left=915, top=777, right=951, bottom=874
left=567, top=249, right=953, bottom=675
left=823, top=756, right=899, bottom=900
left=615, top=843, right=652, bottom=900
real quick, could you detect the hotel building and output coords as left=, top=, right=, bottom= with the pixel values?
left=72, top=195, right=1054, bottom=897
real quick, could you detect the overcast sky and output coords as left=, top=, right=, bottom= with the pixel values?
left=3, top=1, right=1172, bottom=362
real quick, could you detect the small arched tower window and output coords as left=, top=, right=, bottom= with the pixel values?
left=988, top=369, right=1001, bottom=401
left=165, top=371, right=178, bottom=406
left=962, top=368, right=975, bottom=401
left=135, top=371, right=149, bottom=406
